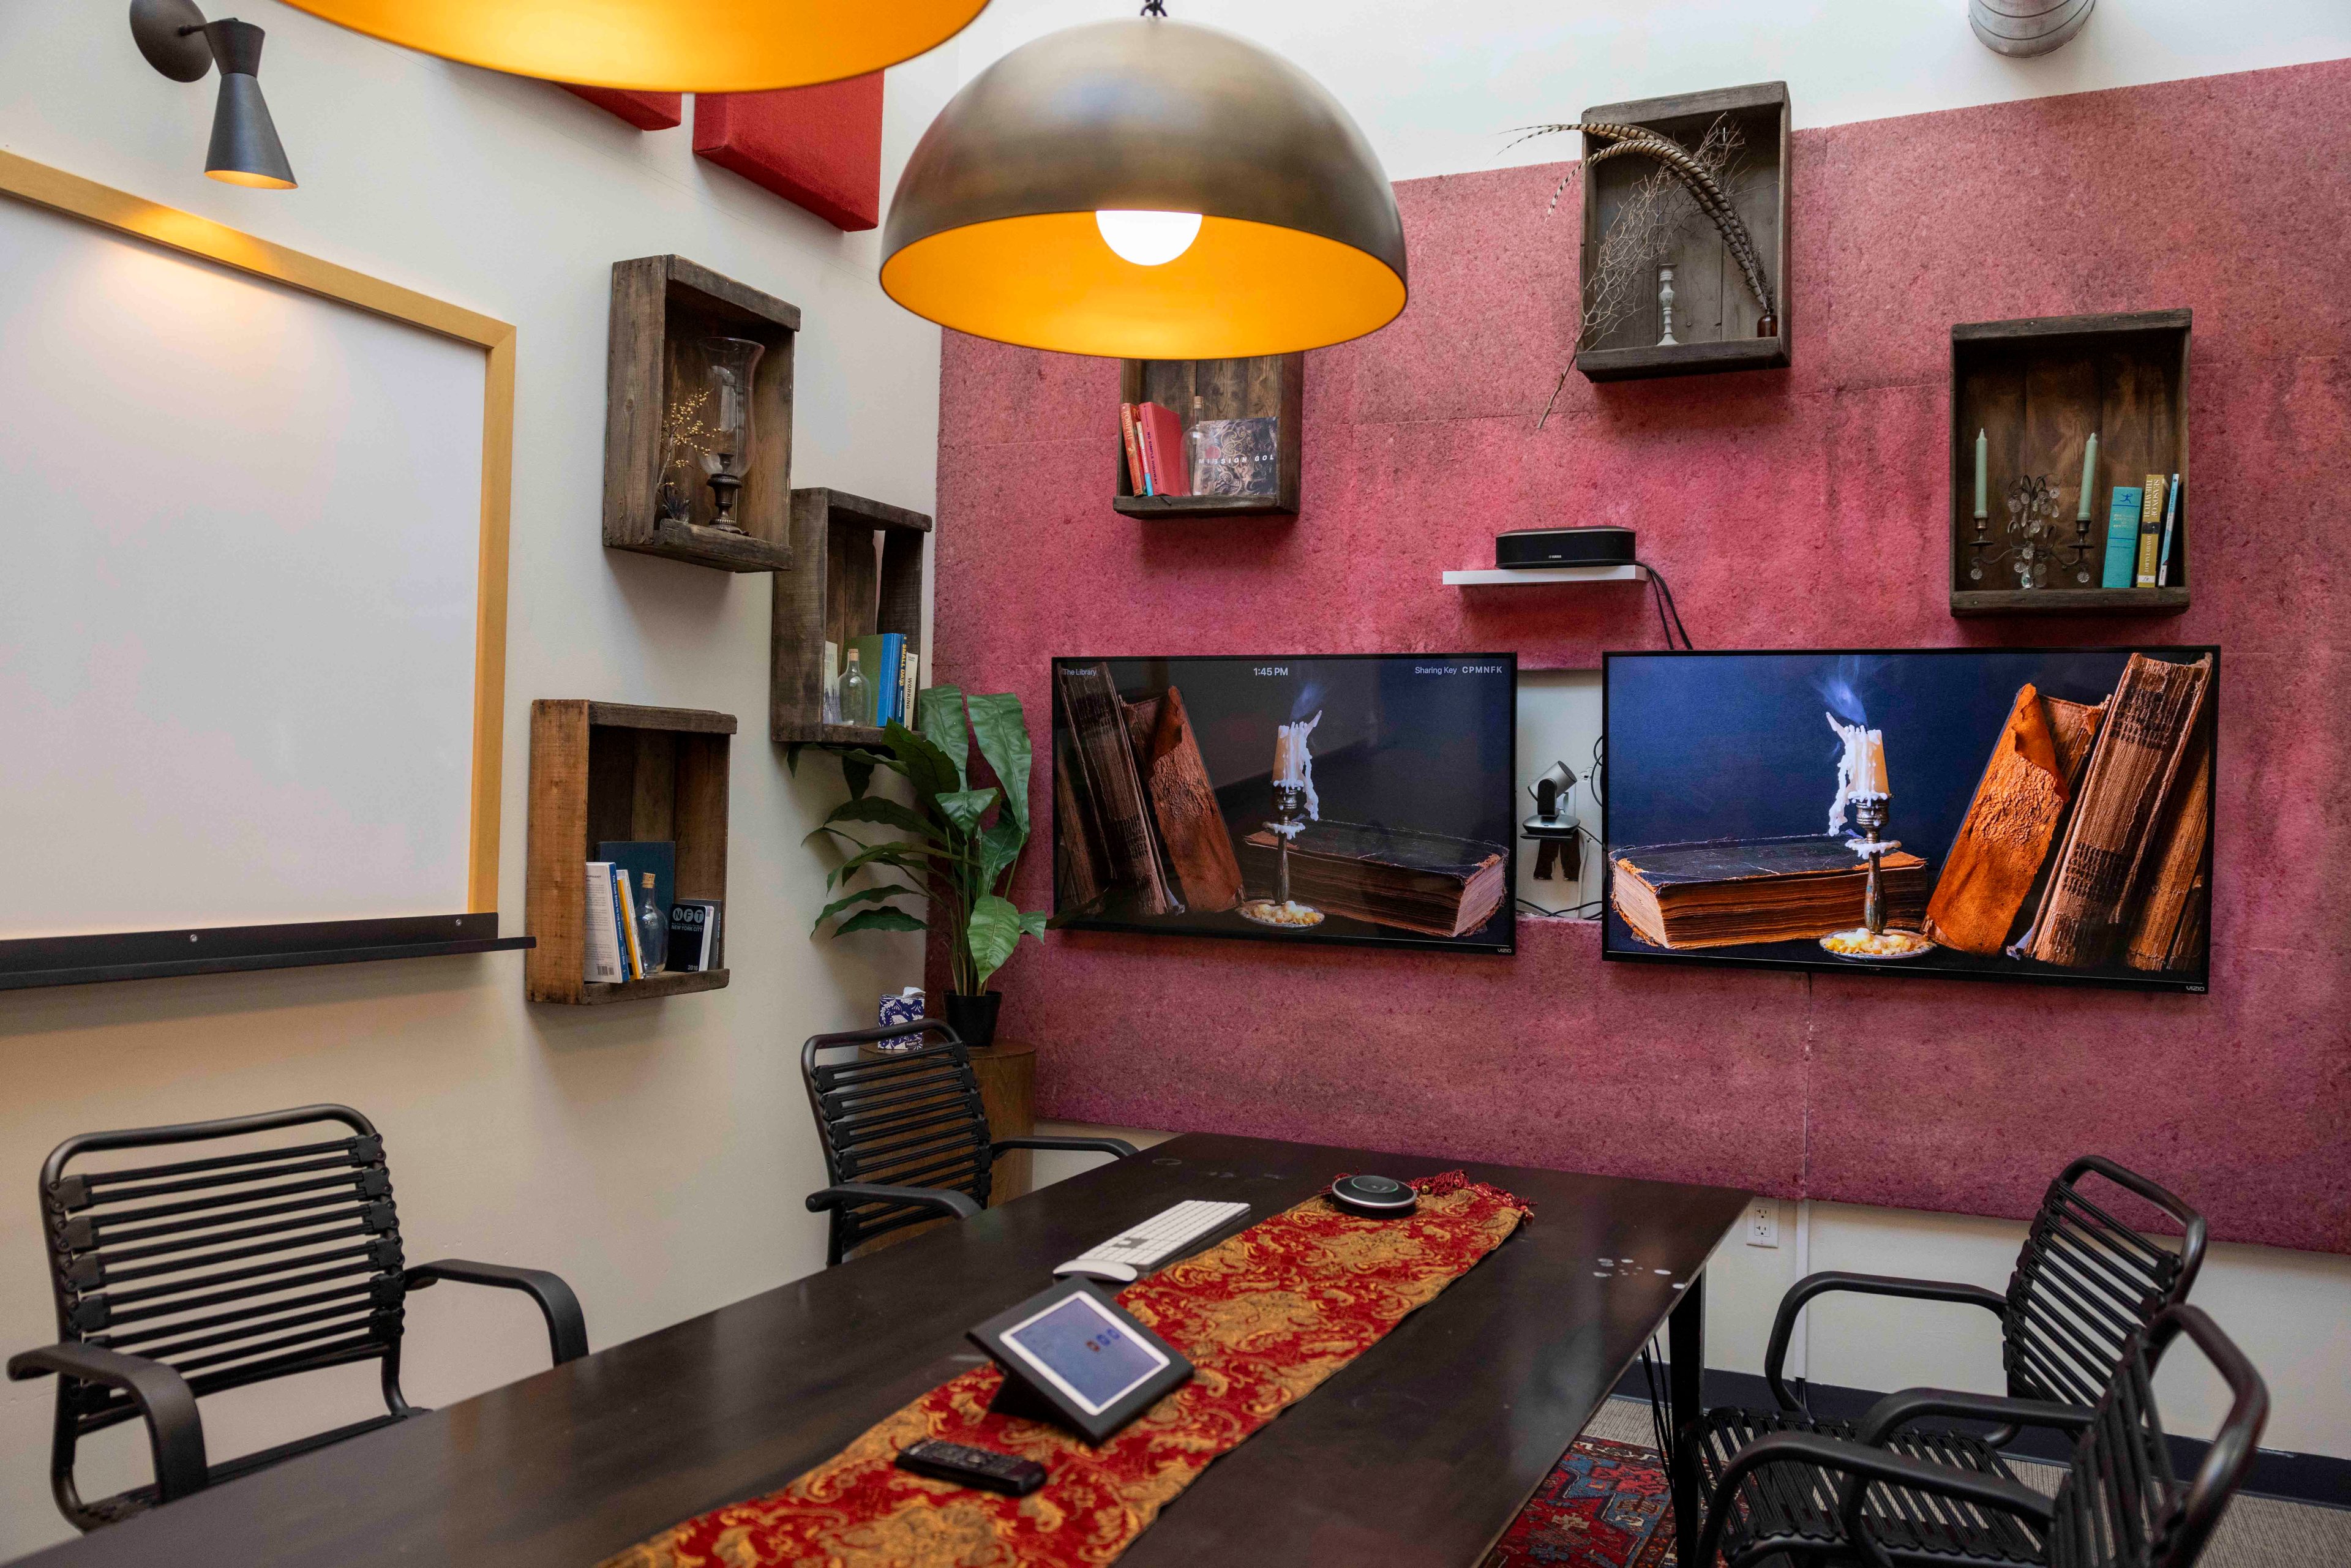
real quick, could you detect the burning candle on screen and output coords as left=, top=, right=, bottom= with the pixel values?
left=1827, top=713, right=1889, bottom=834
left=1273, top=711, right=1322, bottom=820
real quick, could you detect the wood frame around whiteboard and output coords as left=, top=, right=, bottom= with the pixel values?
left=0, top=149, right=526, bottom=987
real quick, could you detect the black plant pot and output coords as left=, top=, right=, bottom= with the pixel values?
left=944, top=990, right=1003, bottom=1051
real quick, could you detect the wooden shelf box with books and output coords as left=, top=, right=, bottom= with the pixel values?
left=1949, top=310, right=2191, bottom=618
left=525, top=701, right=733, bottom=1004
left=770, top=487, right=931, bottom=746
left=603, top=255, right=798, bottom=574
left=1115, top=354, right=1302, bottom=519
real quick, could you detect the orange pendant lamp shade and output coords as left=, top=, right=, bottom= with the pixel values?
left=882, top=18, right=1406, bottom=359
left=276, top=0, right=989, bottom=92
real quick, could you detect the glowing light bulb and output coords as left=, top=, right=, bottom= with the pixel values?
left=1094, top=209, right=1202, bottom=266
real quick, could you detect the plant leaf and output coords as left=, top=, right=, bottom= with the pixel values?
left=964, top=693, right=1033, bottom=834
left=1017, top=910, right=1048, bottom=942
left=823, top=796, right=942, bottom=841
left=841, top=752, right=875, bottom=801
left=882, top=720, right=961, bottom=810
left=784, top=743, right=804, bottom=776
left=966, top=893, right=1023, bottom=992
left=830, top=839, right=943, bottom=887
left=811, top=885, right=920, bottom=935
left=835, top=907, right=929, bottom=936
left=917, top=685, right=969, bottom=789
left=934, top=787, right=1000, bottom=838
left=978, top=818, right=1024, bottom=894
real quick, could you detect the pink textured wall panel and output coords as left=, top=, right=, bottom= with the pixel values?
left=561, top=86, right=683, bottom=130
left=694, top=76, right=883, bottom=231
left=931, top=62, right=2351, bottom=1254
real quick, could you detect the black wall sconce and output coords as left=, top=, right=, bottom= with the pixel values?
left=130, top=0, right=296, bottom=189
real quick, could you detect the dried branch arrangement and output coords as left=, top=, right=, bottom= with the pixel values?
left=1511, top=114, right=1773, bottom=350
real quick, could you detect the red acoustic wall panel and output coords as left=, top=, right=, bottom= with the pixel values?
left=694, top=75, right=884, bottom=231
left=929, top=59, right=2351, bottom=1255
left=561, top=85, right=683, bottom=131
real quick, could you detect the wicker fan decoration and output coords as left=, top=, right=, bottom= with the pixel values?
left=1513, top=117, right=1777, bottom=350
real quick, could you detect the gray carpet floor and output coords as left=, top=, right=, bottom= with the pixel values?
left=1580, top=1397, right=2350, bottom=1567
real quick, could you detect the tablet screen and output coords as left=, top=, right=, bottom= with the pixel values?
left=999, top=1292, right=1171, bottom=1416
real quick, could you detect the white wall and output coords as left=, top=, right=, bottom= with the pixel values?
left=0, top=4, right=953, bottom=1556
left=956, top=0, right=2351, bottom=182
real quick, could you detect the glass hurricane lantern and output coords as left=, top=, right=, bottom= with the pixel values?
left=698, top=337, right=765, bottom=533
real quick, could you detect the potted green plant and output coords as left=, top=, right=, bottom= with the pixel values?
left=800, top=686, right=1046, bottom=1049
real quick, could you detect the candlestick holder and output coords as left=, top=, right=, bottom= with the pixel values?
left=1820, top=793, right=1933, bottom=960
left=1239, top=780, right=1324, bottom=930
left=1967, top=474, right=2094, bottom=589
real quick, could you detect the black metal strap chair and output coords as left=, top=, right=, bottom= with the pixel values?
left=802, top=1021, right=1136, bottom=1265
left=6, top=1104, right=587, bottom=1532
left=1690, top=1303, right=2267, bottom=1568
left=1689, top=1155, right=2208, bottom=1566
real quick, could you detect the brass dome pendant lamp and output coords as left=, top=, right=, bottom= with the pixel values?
left=274, top=0, right=988, bottom=92
left=882, top=4, right=1408, bottom=358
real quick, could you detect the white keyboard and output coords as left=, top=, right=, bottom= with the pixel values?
left=1052, top=1200, right=1251, bottom=1283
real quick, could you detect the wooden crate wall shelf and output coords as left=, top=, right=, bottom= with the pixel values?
left=771, top=487, right=931, bottom=745
left=1575, top=81, right=1790, bottom=382
left=1949, top=309, right=2191, bottom=618
left=527, top=700, right=733, bottom=1003
left=604, top=255, right=799, bottom=572
left=1114, top=354, right=1302, bottom=517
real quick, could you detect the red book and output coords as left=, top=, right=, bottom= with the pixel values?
left=1119, top=403, right=1148, bottom=497
left=1135, top=401, right=1190, bottom=496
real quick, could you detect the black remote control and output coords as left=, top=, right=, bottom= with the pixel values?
left=894, top=1439, right=1048, bottom=1496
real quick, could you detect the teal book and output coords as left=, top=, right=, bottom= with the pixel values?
left=2100, top=487, right=2143, bottom=589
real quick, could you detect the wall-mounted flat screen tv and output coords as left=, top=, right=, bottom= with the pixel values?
left=1602, top=647, right=2216, bottom=992
left=1051, top=654, right=1517, bottom=954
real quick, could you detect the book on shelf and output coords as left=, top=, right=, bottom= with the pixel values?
left=898, top=649, right=919, bottom=730
left=612, top=864, right=645, bottom=980
left=583, top=861, right=626, bottom=983
left=1054, top=661, right=1179, bottom=915
left=1190, top=416, right=1280, bottom=498
left=1238, top=821, right=1507, bottom=939
left=598, top=841, right=675, bottom=941
left=1610, top=836, right=1929, bottom=950
left=1119, top=402, right=1149, bottom=497
left=1133, top=401, right=1190, bottom=497
left=2015, top=652, right=2212, bottom=969
left=2156, top=473, right=2182, bottom=587
left=2100, top=486, right=2143, bottom=589
left=1922, top=685, right=2107, bottom=955
left=850, top=633, right=905, bottom=726
left=669, top=898, right=723, bottom=973
left=2135, top=473, right=2167, bottom=587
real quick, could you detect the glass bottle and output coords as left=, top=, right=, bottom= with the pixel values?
left=636, top=871, right=669, bottom=972
left=839, top=647, right=872, bottom=727
left=1184, top=393, right=1210, bottom=493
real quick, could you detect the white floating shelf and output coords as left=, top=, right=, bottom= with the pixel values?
left=1442, top=565, right=1649, bottom=586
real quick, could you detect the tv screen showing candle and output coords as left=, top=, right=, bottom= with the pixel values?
left=1051, top=654, right=1517, bottom=953
left=1602, top=647, right=2217, bottom=992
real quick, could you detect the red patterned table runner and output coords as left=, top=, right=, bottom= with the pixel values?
left=603, top=1172, right=1531, bottom=1568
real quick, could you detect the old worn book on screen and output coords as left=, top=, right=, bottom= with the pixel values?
left=1923, top=685, right=2108, bottom=955
left=1056, top=662, right=1178, bottom=917
left=1130, top=688, right=1243, bottom=912
left=2122, top=722, right=2212, bottom=972
left=1238, top=822, right=1507, bottom=938
left=1611, top=836, right=1929, bottom=950
left=2020, top=653, right=2212, bottom=969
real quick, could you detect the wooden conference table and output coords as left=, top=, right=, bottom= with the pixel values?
left=21, top=1133, right=1749, bottom=1568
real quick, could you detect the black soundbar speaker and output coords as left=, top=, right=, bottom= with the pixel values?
left=1494, top=526, right=1637, bottom=569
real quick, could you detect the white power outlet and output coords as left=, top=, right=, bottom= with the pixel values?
left=1745, top=1200, right=1780, bottom=1248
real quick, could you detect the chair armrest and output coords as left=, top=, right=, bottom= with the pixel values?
left=804, top=1183, right=981, bottom=1221
left=1855, top=1386, right=2096, bottom=1448
left=405, top=1260, right=589, bottom=1365
left=990, top=1135, right=1139, bottom=1160
left=1692, top=1428, right=2053, bottom=1568
left=7, top=1342, right=209, bottom=1501
left=1765, top=1272, right=2009, bottom=1412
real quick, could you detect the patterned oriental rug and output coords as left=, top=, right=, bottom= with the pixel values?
left=1481, top=1436, right=1677, bottom=1568
left=603, top=1172, right=1532, bottom=1568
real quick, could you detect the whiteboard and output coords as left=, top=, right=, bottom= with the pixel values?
left=0, top=193, right=490, bottom=940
